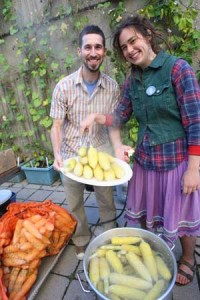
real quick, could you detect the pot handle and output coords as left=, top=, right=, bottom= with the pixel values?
left=157, top=234, right=175, bottom=251
left=76, top=270, right=92, bottom=293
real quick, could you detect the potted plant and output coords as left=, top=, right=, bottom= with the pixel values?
left=21, top=145, right=59, bottom=185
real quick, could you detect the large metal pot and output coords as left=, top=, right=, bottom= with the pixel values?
left=83, top=227, right=177, bottom=300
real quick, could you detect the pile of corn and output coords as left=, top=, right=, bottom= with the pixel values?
left=88, top=236, right=172, bottom=300
left=64, top=146, right=125, bottom=181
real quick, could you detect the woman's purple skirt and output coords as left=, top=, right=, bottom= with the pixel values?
left=125, top=160, right=200, bottom=241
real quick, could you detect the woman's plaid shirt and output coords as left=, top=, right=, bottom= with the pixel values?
left=110, top=59, right=200, bottom=171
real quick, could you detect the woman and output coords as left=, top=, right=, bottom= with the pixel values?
left=80, top=15, right=200, bottom=285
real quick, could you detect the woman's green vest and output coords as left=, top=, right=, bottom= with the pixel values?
left=129, top=51, right=186, bottom=146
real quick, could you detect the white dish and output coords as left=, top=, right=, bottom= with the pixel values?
left=0, top=189, right=12, bottom=204
left=60, top=157, right=133, bottom=187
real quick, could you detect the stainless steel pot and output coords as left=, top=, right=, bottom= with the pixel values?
left=82, top=227, right=177, bottom=300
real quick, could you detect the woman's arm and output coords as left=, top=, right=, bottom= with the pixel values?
left=108, top=127, right=132, bottom=162
left=182, top=155, right=200, bottom=194
left=172, top=59, right=200, bottom=194
left=80, top=113, right=106, bottom=135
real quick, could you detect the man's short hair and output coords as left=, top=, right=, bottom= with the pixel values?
left=78, top=25, right=105, bottom=47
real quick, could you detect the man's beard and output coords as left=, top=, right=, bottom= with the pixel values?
left=83, top=61, right=101, bottom=73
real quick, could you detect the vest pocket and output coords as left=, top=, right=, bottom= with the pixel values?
left=151, top=84, right=174, bottom=113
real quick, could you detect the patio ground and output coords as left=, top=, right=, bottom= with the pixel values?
left=0, top=178, right=200, bottom=300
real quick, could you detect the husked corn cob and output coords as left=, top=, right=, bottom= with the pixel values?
left=98, top=152, right=111, bottom=171
left=140, top=240, right=158, bottom=282
left=109, top=272, right=153, bottom=290
left=106, top=250, right=123, bottom=273
left=126, top=251, right=152, bottom=282
left=111, top=236, right=141, bottom=245
left=121, top=244, right=141, bottom=256
left=108, top=293, right=121, bottom=300
left=155, top=255, right=172, bottom=281
left=111, top=162, right=125, bottom=179
left=100, top=244, right=122, bottom=250
left=99, top=257, right=110, bottom=294
left=88, top=146, right=98, bottom=169
left=89, top=256, right=100, bottom=287
left=89, top=248, right=106, bottom=260
left=96, top=280, right=104, bottom=294
left=144, top=279, right=165, bottom=300
left=108, top=284, right=146, bottom=300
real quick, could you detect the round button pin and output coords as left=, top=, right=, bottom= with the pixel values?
left=146, top=86, right=156, bottom=96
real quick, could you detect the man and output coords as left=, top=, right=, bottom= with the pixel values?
left=50, top=25, right=120, bottom=260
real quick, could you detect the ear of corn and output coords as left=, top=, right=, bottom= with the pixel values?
left=104, top=168, right=115, bottom=181
left=140, top=240, right=158, bottom=282
left=108, top=284, right=146, bottom=300
left=89, top=256, right=100, bottom=287
left=121, top=244, right=141, bottom=256
left=99, top=257, right=110, bottom=294
left=155, top=255, right=172, bottom=281
left=64, top=158, right=77, bottom=172
left=111, top=236, right=141, bottom=245
left=93, top=164, right=104, bottom=181
left=73, top=162, right=83, bottom=177
left=88, top=146, right=98, bottom=169
left=96, top=280, right=104, bottom=295
left=106, top=153, right=115, bottom=163
left=78, top=146, right=87, bottom=157
left=108, top=292, right=121, bottom=300
left=105, top=250, right=123, bottom=273
left=83, top=165, right=93, bottom=179
left=98, top=152, right=111, bottom=170
left=100, top=244, right=122, bottom=250
left=144, top=279, right=165, bottom=300
left=79, top=156, right=88, bottom=165
left=126, top=251, right=152, bottom=283
left=109, top=272, right=153, bottom=290
left=111, top=162, right=125, bottom=179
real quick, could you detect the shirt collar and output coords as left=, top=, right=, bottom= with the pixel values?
left=75, top=66, right=106, bottom=89
left=148, top=51, right=168, bottom=69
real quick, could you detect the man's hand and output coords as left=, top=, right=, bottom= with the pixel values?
left=53, top=153, right=63, bottom=171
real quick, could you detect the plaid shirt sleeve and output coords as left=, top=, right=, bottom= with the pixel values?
left=105, top=77, right=133, bottom=127
left=172, top=59, right=200, bottom=155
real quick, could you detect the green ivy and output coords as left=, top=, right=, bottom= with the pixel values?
left=0, top=0, right=199, bottom=160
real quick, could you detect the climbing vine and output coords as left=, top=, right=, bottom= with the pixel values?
left=0, top=0, right=199, bottom=159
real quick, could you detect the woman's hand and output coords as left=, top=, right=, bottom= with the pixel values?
left=181, top=169, right=200, bottom=194
left=80, top=113, right=106, bottom=135
left=80, top=114, right=96, bottom=135
left=114, top=144, right=134, bottom=163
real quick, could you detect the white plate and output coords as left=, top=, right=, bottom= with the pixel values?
left=60, top=157, right=133, bottom=186
left=0, top=189, right=12, bottom=204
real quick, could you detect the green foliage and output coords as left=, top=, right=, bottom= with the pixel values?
left=0, top=0, right=199, bottom=158
left=139, top=0, right=200, bottom=66
left=106, top=0, right=200, bottom=147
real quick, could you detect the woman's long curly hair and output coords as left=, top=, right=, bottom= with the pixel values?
left=113, top=15, right=162, bottom=60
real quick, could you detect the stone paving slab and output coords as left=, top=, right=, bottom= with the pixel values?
left=0, top=179, right=200, bottom=300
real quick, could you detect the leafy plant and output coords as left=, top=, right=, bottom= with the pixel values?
left=0, top=0, right=199, bottom=157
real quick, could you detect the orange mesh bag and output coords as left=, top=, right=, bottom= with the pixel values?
left=0, top=200, right=77, bottom=299
left=0, top=268, right=8, bottom=300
